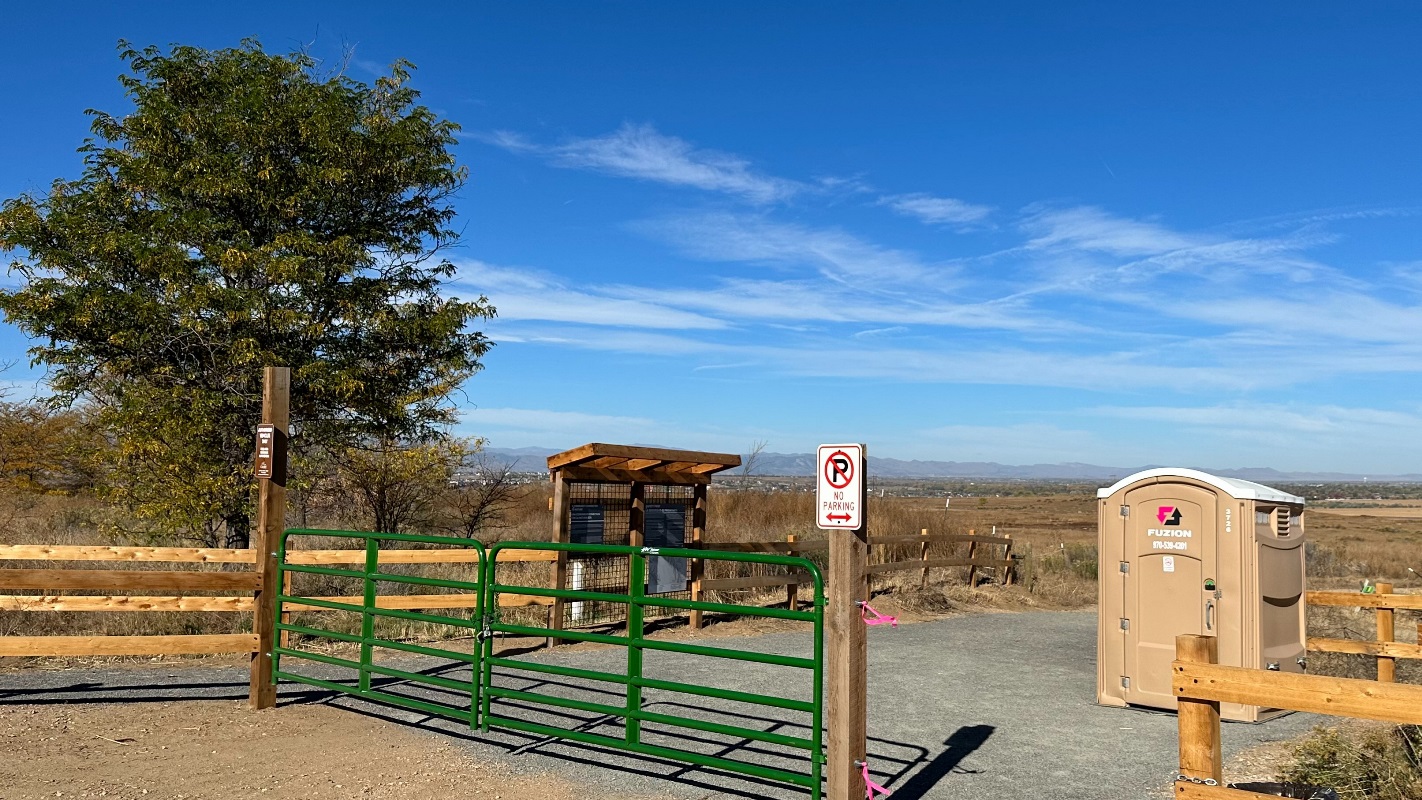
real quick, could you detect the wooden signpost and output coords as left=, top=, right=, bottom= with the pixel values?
left=250, top=366, right=289, bottom=710
left=820, top=443, right=868, bottom=800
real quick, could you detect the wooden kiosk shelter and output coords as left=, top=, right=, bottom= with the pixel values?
left=546, top=443, right=741, bottom=635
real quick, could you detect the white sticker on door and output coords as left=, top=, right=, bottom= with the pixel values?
left=1163, top=556, right=1175, bottom=573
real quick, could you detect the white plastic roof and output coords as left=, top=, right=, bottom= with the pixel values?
left=1096, top=468, right=1304, bottom=504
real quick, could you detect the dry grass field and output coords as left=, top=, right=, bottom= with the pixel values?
left=2, top=480, right=1419, bottom=680
left=3, top=481, right=1420, bottom=794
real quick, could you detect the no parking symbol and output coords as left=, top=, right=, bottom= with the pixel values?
left=816, top=443, right=863, bottom=530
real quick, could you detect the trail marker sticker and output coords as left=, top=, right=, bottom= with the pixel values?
left=817, top=443, right=863, bottom=530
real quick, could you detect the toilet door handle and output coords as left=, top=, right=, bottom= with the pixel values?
left=1205, top=601, right=1215, bottom=631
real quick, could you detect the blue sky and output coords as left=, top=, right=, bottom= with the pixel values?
left=4, top=3, right=1422, bottom=473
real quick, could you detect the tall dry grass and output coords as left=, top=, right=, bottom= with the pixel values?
left=8, top=484, right=1418, bottom=663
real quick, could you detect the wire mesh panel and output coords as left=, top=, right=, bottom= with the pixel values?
left=562, top=482, right=694, bottom=627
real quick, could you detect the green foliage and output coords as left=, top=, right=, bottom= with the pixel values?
left=0, top=398, right=99, bottom=494
left=331, top=436, right=475, bottom=535
left=1280, top=725, right=1422, bottom=800
left=0, top=40, right=494, bottom=546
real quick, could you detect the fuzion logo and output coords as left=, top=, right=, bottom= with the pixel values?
left=1157, top=506, right=1183, bottom=526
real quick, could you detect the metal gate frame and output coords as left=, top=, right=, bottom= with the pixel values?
left=272, top=532, right=825, bottom=798
left=273, top=528, right=487, bottom=724
left=481, top=541, right=825, bottom=798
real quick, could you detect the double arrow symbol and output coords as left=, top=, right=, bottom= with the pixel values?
left=825, top=513, right=852, bottom=523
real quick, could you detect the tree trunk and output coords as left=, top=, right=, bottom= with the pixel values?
left=225, top=511, right=251, bottom=549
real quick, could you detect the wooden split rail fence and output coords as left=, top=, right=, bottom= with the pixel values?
left=690, top=529, right=1014, bottom=626
left=0, top=542, right=558, bottom=703
left=1172, top=632, right=1422, bottom=799
left=1307, top=583, right=1422, bottom=683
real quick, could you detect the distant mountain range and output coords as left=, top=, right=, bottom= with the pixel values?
left=481, top=446, right=1422, bottom=483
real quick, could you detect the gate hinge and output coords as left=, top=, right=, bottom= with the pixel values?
left=1121, top=676, right=1130, bottom=689
left=1119, top=562, right=1130, bottom=574
left=1120, top=504, right=1130, bottom=517
left=1119, top=618, right=1130, bottom=631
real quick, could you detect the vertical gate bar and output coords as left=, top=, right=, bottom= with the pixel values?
left=470, top=541, right=485, bottom=729
left=359, top=534, right=379, bottom=692
left=787, top=534, right=800, bottom=612
left=626, top=547, right=647, bottom=745
left=271, top=530, right=291, bottom=685
left=480, top=545, right=498, bottom=733
left=812, top=573, right=825, bottom=800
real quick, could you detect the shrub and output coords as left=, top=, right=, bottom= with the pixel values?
left=1279, top=724, right=1422, bottom=800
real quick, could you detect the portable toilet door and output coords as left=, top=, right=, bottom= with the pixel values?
left=1114, top=478, right=1220, bottom=710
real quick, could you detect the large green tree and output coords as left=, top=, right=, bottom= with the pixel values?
left=0, top=41, right=494, bottom=546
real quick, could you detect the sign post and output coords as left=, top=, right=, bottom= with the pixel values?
left=250, top=366, right=288, bottom=710
left=819, top=443, right=868, bottom=800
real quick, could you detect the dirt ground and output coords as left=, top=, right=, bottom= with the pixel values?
left=0, top=700, right=668, bottom=800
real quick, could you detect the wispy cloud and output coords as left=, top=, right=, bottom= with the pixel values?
left=853, top=326, right=909, bottom=338
left=456, top=405, right=751, bottom=454
left=879, top=193, right=994, bottom=226
left=1082, top=403, right=1422, bottom=472
left=1090, top=403, right=1422, bottom=435
left=1021, top=205, right=1196, bottom=256
left=449, top=260, right=726, bottom=330
left=481, top=123, right=803, bottom=204
left=1150, top=292, right=1422, bottom=346
left=912, top=422, right=1102, bottom=463
left=631, top=212, right=944, bottom=284
left=462, top=406, right=658, bottom=433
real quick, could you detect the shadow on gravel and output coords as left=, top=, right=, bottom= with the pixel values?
left=2, top=659, right=992, bottom=799
left=322, top=687, right=973, bottom=800
left=885, top=725, right=995, bottom=800
left=0, top=678, right=328, bottom=705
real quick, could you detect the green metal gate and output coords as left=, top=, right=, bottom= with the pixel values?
left=273, top=528, right=488, bottom=724
left=273, top=532, right=825, bottom=798
left=481, top=541, right=825, bottom=799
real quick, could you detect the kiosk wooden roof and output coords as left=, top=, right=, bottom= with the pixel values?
left=546, top=443, right=741, bottom=485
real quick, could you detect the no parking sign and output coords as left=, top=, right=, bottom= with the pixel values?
left=816, top=443, right=864, bottom=530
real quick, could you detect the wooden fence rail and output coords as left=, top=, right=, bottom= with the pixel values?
left=0, top=543, right=556, bottom=668
left=1307, top=583, right=1421, bottom=682
left=690, top=529, right=1014, bottom=628
left=1172, top=633, right=1422, bottom=798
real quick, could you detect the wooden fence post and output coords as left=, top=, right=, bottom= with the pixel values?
left=1176, top=634, right=1222, bottom=785
left=965, top=530, right=978, bottom=588
left=1377, top=582, right=1396, bottom=683
left=827, top=450, right=868, bottom=800
left=691, top=483, right=708, bottom=633
left=690, top=483, right=708, bottom=629
left=250, top=366, right=288, bottom=710
left=548, top=472, right=568, bottom=647
left=786, top=533, right=799, bottom=613
left=864, top=531, right=874, bottom=601
left=1002, top=533, right=1014, bottom=586
left=918, top=528, right=930, bottom=589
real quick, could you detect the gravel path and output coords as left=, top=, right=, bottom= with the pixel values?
left=1, top=611, right=1326, bottom=799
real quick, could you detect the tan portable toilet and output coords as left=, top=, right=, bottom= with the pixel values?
left=1096, top=468, right=1306, bottom=722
